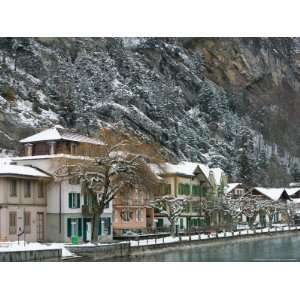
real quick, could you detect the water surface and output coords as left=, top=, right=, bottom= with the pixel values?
left=110, top=234, right=300, bottom=262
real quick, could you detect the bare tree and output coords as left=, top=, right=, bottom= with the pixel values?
left=54, top=127, right=162, bottom=242
left=150, top=196, right=188, bottom=237
left=224, top=195, right=242, bottom=231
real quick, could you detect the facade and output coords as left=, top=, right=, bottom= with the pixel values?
left=12, top=126, right=112, bottom=242
left=112, top=188, right=154, bottom=236
left=150, top=162, right=228, bottom=232
left=0, top=162, right=50, bottom=242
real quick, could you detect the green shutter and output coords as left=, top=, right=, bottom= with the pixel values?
left=78, top=218, right=82, bottom=236
left=185, top=184, right=190, bottom=195
left=77, top=193, right=80, bottom=208
left=68, top=193, right=73, bottom=208
left=108, top=218, right=111, bottom=235
left=178, top=183, right=183, bottom=195
left=67, top=218, right=72, bottom=237
left=98, top=218, right=102, bottom=236
left=167, top=184, right=171, bottom=194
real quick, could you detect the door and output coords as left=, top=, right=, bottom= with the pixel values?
left=83, top=218, right=92, bottom=241
left=36, top=212, right=44, bottom=241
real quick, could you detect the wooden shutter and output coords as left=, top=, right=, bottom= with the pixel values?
left=67, top=218, right=72, bottom=237
left=77, top=193, right=80, bottom=208
left=68, top=193, right=73, bottom=208
left=78, top=218, right=82, bottom=236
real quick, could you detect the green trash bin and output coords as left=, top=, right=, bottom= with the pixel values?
left=71, top=235, right=79, bottom=245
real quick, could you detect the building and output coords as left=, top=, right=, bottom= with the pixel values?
left=12, top=126, right=112, bottom=242
left=112, top=188, right=154, bottom=236
left=249, top=187, right=290, bottom=225
left=150, top=161, right=228, bottom=232
left=225, top=183, right=247, bottom=198
left=0, top=159, right=50, bottom=242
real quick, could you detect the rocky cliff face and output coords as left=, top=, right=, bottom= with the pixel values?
left=0, top=37, right=300, bottom=186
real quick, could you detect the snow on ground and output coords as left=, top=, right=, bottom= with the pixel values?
left=130, top=226, right=300, bottom=247
left=0, top=242, right=74, bottom=257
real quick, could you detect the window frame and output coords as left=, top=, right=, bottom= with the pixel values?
left=24, top=180, right=31, bottom=198
left=9, top=211, right=17, bottom=234
left=10, top=179, right=17, bottom=197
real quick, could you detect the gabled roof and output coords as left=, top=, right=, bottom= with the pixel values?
left=225, top=183, right=242, bottom=194
left=20, top=126, right=103, bottom=145
left=252, top=187, right=287, bottom=201
left=284, top=187, right=300, bottom=197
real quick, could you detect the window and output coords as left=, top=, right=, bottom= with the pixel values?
left=68, top=193, right=81, bottom=209
left=24, top=212, right=31, bottom=234
left=192, top=185, right=201, bottom=196
left=235, top=189, right=244, bottom=196
left=9, top=212, right=17, bottom=234
left=105, top=202, right=110, bottom=209
left=10, top=180, right=17, bottom=197
left=121, top=208, right=132, bottom=222
left=67, top=218, right=82, bottom=237
left=38, top=182, right=44, bottom=198
left=178, top=183, right=190, bottom=195
left=136, top=208, right=143, bottom=222
left=161, top=184, right=171, bottom=195
left=24, top=180, right=31, bottom=197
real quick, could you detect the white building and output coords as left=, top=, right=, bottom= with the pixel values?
left=11, top=126, right=112, bottom=242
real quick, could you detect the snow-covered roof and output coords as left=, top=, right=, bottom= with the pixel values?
left=291, top=198, right=300, bottom=204
left=253, top=187, right=286, bottom=201
left=284, top=188, right=300, bottom=197
left=12, top=154, right=94, bottom=162
left=149, top=161, right=225, bottom=186
left=20, top=126, right=103, bottom=145
left=0, top=164, right=50, bottom=178
left=225, top=183, right=242, bottom=194
left=210, top=168, right=224, bottom=186
left=289, top=182, right=300, bottom=187
left=149, top=162, right=208, bottom=178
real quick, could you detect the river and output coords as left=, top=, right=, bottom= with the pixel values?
left=109, top=234, right=300, bottom=262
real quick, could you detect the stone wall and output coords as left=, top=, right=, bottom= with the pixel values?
left=65, top=242, right=130, bottom=261
left=0, top=248, right=62, bottom=262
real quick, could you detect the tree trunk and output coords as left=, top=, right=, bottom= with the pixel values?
left=91, top=203, right=105, bottom=243
left=268, top=213, right=273, bottom=228
left=170, top=220, right=176, bottom=237
left=91, top=211, right=100, bottom=243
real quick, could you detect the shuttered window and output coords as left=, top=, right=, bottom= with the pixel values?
left=10, top=180, right=17, bottom=197
left=9, top=212, right=17, bottom=234
left=68, top=193, right=81, bottom=208
left=179, top=184, right=190, bottom=195
left=25, top=212, right=31, bottom=234
left=192, top=185, right=202, bottom=196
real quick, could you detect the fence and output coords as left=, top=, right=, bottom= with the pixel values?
left=130, top=225, right=300, bottom=247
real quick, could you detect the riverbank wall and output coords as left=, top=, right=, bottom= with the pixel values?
left=65, top=227, right=300, bottom=261
left=0, top=248, right=62, bottom=262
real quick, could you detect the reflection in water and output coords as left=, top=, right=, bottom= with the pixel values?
left=111, top=235, right=300, bottom=262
